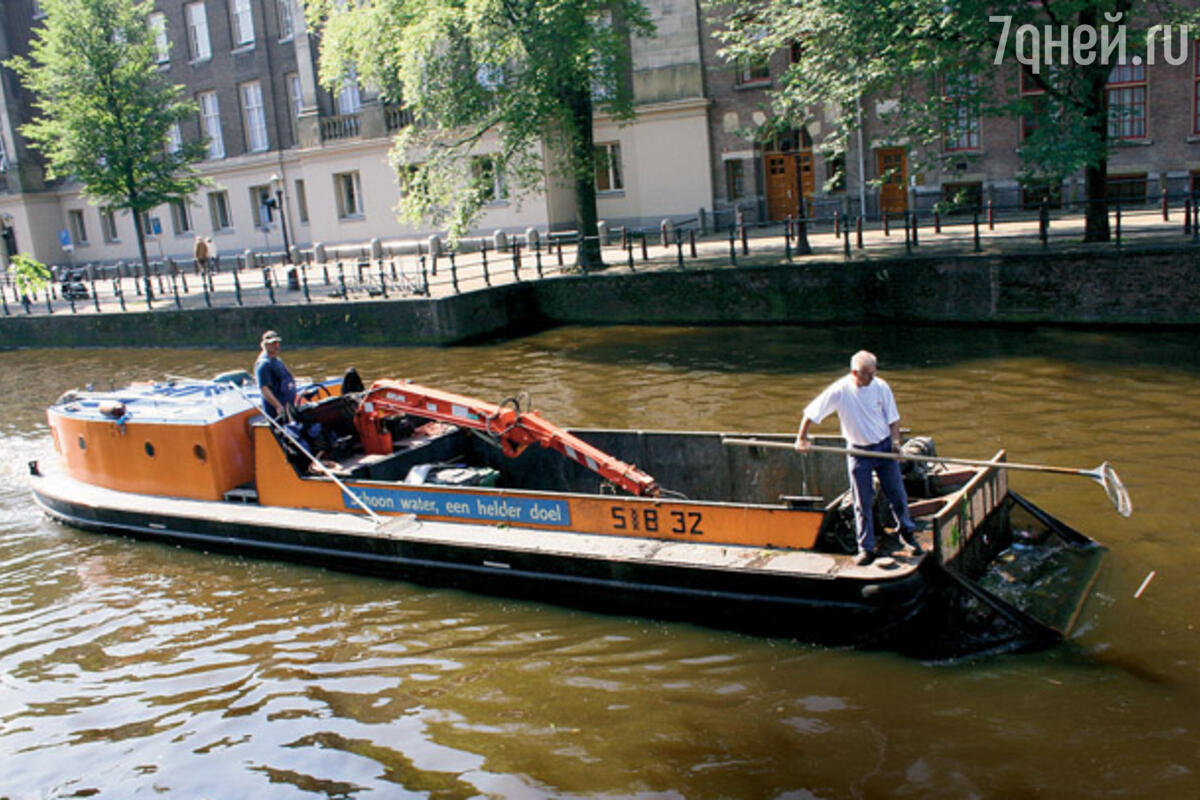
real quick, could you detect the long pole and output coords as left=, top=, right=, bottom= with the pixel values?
left=275, top=188, right=291, bottom=262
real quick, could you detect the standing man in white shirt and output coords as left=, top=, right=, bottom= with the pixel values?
left=795, top=350, right=922, bottom=566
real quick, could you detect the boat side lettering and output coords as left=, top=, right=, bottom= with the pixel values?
left=343, top=487, right=571, bottom=526
left=610, top=506, right=704, bottom=536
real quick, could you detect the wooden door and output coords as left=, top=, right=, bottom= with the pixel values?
left=877, top=148, right=907, bottom=214
left=765, top=153, right=798, bottom=221
left=765, top=151, right=816, bottom=221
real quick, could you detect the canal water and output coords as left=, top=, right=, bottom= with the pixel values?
left=1, top=325, right=1197, bottom=799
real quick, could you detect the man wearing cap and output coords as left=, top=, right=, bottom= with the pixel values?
left=795, top=350, right=921, bottom=566
left=254, top=330, right=296, bottom=420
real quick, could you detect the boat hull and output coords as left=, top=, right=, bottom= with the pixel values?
left=31, top=469, right=930, bottom=646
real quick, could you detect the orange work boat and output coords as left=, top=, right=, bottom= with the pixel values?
left=30, top=372, right=1108, bottom=656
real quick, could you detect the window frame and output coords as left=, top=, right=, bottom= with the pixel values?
left=68, top=209, right=89, bottom=246
left=230, top=0, right=255, bottom=47
left=149, top=12, right=169, bottom=64
left=198, top=90, right=225, bottom=159
left=170, top=200, right=194, bottom=235
left=295, top=179, right=309, bottom=224
left=943, top=74, right=981, bottom=153
left=334, top=171, right=365, bottom=219
left=1107, top=60, right=1147, bottom=141
left=277, top=0, right=294, bottom=41
left=724, top=159, right=746, bottom=201
left=472, top=155, right=508, bottom=204
left=100, top=208, right=120, bottom=244
left=240, top=81, right=269, bottom=153
left=594, top=142, right=624, bottom=193
left=208, top=190, right=232, bottom=231
left=185, top=2, right=211, bottom=62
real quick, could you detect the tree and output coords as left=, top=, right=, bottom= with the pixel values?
left=711, top=0, right=1189, bottom=242
left=7, top=254, right=52, bottom=301
left=307, top=0, right=653, bottom=268
left=8, top=0, right=208, bottom=298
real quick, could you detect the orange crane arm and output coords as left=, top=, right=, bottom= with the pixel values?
left=354, top=379, right=660, bottom=497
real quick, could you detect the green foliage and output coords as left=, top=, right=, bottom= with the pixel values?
left=307, top=0, right=654, bottom=248
left=7, top=0, right=208, bottom=269
left=709, top=0, right=1188, bottom=239
left=8, top=254, right=52, bottom=297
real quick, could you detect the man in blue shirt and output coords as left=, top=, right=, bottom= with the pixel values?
left=253, top=330, right=296, bottom=420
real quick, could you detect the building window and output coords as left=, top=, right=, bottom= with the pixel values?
left=1107, top=61, right=1146, bottom=140
left=148, top=12, right=169, bottom=64
left=208, top=190, right=232, bottom=230
left=944, top=74, right=980, bottom=152
left=170, top=200, right=193, bottom=235
left=240, top=81, right=269, bottom=152
left=287, top=73, right=303, bottom=119
left=185, top=2, right=211, bottom=62
left=1107, top=173, right=1147, bottom=204
left=472, top=156, right=507, bottom=203
left=295, top=179, right=309, bottom=223
left=198, top=91, right=224, bottom=159
left=724, top=160, right=746, bottom=200
left=166, top=123, right=182, bottom=153
left=0, top=135, right=8, bottom=173
left=68, top=210, right=89, bottom=245
left=32, top=0, right=45, bottom=18
left=230, top=0, right=254, bottom=46
left=736, top=58, right=770, bottom=86
left=249, top=185, right=272, bottom=228
left=335, top=171, right=364, bottom=218
left=277, top=0, right=294, bottom=40
left=594, top=142, right=623, bottom=192
left=337, top=75, right=362, bottom=116
left=100, top=208, right=119, bottom=243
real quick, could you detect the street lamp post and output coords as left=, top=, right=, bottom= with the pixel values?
left=269, top=173, right=291, bottom=263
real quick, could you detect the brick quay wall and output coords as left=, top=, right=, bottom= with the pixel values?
left=2, top=246, right=1197, bottom=350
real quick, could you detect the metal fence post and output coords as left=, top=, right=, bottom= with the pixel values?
left=973, top=211, right=982, bottom=252
left=302, top=265, right=311, bottom=302
left=728, top=226, right=738, bottom=266
left=911, top=211, right=920, bottom=247
left=675, top=228, right=684, bottom=269
left=232, top=268, right=243, bottom=305
left=512, top=242, right=521, bottom=280
left=904, top=211, right=912, bottom=255
left=855, top=215, right=864, bottom=249
left=450, top=251, right=460, bottom=293
left=173, top=274, right=182, bottom=309
left=378, top=260, right=388, bottom=298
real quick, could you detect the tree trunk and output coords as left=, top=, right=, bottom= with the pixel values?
left=565, top=84, right=603, bottom=270
left=132, top=207, right=154, bottom=303
left=1079, top=6, right=1115, bottom=243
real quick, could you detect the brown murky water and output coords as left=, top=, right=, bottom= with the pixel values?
left=1, top=324, right=1198, bottom=799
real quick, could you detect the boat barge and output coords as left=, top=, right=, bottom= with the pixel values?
left=30, top=373, right=1108, bottom=656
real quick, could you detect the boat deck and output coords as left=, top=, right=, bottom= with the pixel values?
left=34, top=469, right=927, bottom=581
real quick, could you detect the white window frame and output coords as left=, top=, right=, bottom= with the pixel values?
left=166, top=123, right=183, bottom=154
left=0, top=134, right=8, bottom=173
left=334, top=171, right=364, bottom=219
left=100, top=208, right=120, bottom=243
left=337, top=76, right=362, bottom=116
left=149, top=12, right=169, bottom=64
left=198, top=91, right=224, bottom=159
left=68, top=209, right=89, bottom=245
left=594, top=142, right=624, bottom=193
left=231, top=0, right=255, bottom=47
left=170, top=200, right=193, bottom=235
left=277, top=0, right=294, bottom=41
left=185, top=2, right=211, bottom=62
left=295, top=179, right=309, bottom=224
left=287, top=73, right=303, bottom=119
left=472, top=155, right=508, bottom=204
left=208, top=191, right=232, bottom=230
left=240, top=81, right=269, bottom=152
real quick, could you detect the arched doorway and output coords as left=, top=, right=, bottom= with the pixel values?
left=763, top=128, right=814, bottom=221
